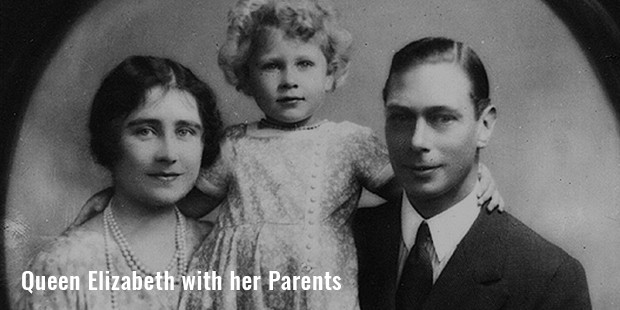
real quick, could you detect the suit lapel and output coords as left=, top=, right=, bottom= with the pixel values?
left=422, top=209, right=510, bottom=310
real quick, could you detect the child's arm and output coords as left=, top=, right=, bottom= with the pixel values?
left=68, top=185, right=224, bottom=229
left=66, top=187, right=113, bottom=230
left=477, top=164, right=505, bottom=212
left=67, top=167, right=229, bottom=228
left=179, top=146, right=231, bottom=218
left=369, top=176, right=402, bottom=202
left=177, top=187, right=225, bottom=218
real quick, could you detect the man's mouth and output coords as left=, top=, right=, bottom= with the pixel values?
left=406, top=164, right=441, bottom=175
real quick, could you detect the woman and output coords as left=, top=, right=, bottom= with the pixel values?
left=17, top=55, right=222, bottom=309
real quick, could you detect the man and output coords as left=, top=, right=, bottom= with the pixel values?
left=354, top=37, right=591, bottom=310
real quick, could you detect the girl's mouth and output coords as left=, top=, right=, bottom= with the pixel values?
left=276, top=96, right=305, bottom=104
left=148, top=172, right=182, bottom=182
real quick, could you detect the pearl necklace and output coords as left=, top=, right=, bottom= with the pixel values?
left=258, top=118, right=325, bottom=131
left=103, top=205, right=188, bottom=309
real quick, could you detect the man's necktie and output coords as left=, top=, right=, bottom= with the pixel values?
left=396, top=221, right=434, bottom=309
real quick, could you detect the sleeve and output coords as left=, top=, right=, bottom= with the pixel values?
left=15, top=243, right=89, bottom=310
left=536, top=256, right=592, bottom=310
left=352, top=126, right=394, bottom=192
left=195, top=136, right=232, bottom=198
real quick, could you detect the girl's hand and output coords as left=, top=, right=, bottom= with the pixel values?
left=177, top=187, right=224, bottom=218
left=66, top=187, right=113, bottom=230
left=477, top=164, right=505, bottom=212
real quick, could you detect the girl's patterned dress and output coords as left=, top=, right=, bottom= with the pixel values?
left=182, top=121, right=392, bottom=309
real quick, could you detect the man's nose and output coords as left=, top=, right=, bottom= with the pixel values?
left=410, top=120, right=431, bottom=151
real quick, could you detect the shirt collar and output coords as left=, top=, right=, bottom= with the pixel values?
left=401, top=183, right=480, bottom=264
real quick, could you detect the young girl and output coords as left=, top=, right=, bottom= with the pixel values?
left=178, top=0, right=502, bottom=309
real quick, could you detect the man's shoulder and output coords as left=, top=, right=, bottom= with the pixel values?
left=476, top=209, right=584, bottom=276
left=353, top=200, right=401, bottom=257
left=354, top=200, right=400, bottom=229
left=467, top=209, right=591, bottom=308
left=484, top=210, right=568, bottom=253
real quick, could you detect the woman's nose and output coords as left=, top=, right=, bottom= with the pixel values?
left=155, top=136, right=179, bottom=163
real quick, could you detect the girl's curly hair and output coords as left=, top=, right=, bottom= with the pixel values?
left=218, top=0, right=353, bottom=94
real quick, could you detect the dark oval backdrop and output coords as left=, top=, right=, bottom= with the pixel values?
left=2, top=0, right=619, bottom=308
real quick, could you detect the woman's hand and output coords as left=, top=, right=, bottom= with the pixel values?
left=66, top=187, right=114, bottom=230
left=477, top=164, right=505, bottom=212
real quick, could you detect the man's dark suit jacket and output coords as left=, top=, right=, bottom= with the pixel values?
left=354, top=200, right=591, bottom=310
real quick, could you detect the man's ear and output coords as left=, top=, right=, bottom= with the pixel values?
left=477, top=105, right=497, bottom=149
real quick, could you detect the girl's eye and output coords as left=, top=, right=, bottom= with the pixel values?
left=297, top=60, right=314, bottom=68
left=261, top=63, right=279, bottom=71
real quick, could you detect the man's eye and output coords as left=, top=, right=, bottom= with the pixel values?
left=429, top=114, right=457, bottom=124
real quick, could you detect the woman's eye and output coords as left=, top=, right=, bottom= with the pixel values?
left=136, top=127, right=156, bottom=137
left=177, top=128, right=196, bottom=137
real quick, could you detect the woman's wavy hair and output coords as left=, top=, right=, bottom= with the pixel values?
left=89, top=55, right=223, bottom=170
left=218, top=0, right=353, bottom=94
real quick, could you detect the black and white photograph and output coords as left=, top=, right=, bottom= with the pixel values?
left=2, top=0, right=619, bottom=309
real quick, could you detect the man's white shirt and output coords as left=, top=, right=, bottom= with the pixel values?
left=398, top=183, right=480, bottom=284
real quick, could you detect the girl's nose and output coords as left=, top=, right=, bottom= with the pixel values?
left=279, top=69, right=298, bottom=90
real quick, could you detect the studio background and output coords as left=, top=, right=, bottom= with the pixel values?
left=2, top=0, right=619, bottom=308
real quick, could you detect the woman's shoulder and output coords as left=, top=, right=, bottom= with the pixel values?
left=17, top=225, right=103, bottom=309
left=51, top=223, right=103, bottom=251
left=184, top=217, right=214, bottom=251
left=29, top=224, right=104, bottom=274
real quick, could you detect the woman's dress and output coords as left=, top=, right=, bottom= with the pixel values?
left=16, top=213, right=208, bottom=310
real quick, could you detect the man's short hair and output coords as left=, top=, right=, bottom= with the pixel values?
left=383, top=37, right=490, bottom=119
